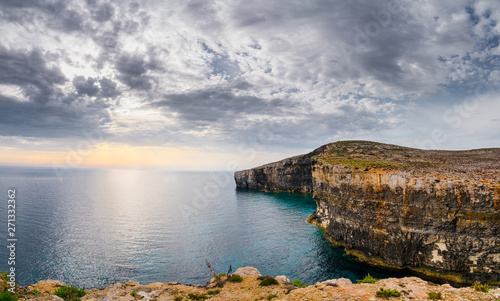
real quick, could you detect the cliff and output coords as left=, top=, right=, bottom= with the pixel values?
left=234, top=141, right=500, bottom=285
left=10, top=267, right=500, bottom=300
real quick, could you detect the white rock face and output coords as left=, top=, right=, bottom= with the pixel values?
left=233, top=266, right=261, bottom=277
left=323, top=278, right=352, bottom=287
left=275, top=275, right=290, bottom=283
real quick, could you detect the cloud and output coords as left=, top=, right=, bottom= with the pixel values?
left=0, top=94, right=110, bottom=139
left=0, top=45, right=67, bottom=104
left=1, top=0, right=500, bottom=162
left=115, top=52, right=156, bottom=90
left=152, top=82, right=290, bottom=125
left=73, top=76, right=100, bottom=96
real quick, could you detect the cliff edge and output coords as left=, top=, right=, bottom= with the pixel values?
left=234, top=141, right=500, bottom=285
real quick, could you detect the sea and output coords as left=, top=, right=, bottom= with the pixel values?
left=0, top=166, right=406, bottom=289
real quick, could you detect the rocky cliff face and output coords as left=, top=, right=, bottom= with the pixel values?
left=234, top=154, right=314, bottom=193
left=235, top=141, right=500, bottom=285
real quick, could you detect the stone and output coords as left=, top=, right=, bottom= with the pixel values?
left=233, top=266, right=261, bottom=277
left=275, top=275, right=290, bottom=283
left=323, top=278, right=352, bottom=287
left=30, top=280, right=66, bottom=294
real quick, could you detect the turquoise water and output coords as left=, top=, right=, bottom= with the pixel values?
left=0, top=167, right=405, bottom=288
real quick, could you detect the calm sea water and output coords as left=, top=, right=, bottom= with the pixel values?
left=0, top=167, right=405, bottom=288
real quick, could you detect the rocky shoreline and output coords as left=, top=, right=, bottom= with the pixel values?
left=4, top=267, right=500, bottom=300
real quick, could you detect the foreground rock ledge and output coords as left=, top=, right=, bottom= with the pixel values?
left=8, top=267, right=500, bottom=300
left=234, top=141, right=500, bottom=285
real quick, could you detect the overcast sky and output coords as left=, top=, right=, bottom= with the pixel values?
left=1, top=0, right=500, bottom=170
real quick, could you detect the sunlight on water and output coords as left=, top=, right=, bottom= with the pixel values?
left=0, top=167, right=406, bottom=288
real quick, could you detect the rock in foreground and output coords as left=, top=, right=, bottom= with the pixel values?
left=10, top=267, right=500, bottom=300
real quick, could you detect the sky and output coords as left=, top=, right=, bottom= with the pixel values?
left=0, top=0, right=500, bottom=170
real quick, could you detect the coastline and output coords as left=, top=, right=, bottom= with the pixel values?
left=5, top=267, right=500, bottom=301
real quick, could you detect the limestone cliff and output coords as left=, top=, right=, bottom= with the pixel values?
left=234, top=146, right=326, bottom=193
left=234, top=141, right=500, bottom=285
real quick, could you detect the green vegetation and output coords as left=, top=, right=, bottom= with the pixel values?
left=428, top=292, right=442, bottom=299
left=375, top=288, right=401, bottom=298
left=0, top=291, right=18, bottom=301
left=31, top=290, right=41, bottom=295
left=174, top=297, right=183, bottom=301
left=207, top=289, right=220, bottom=295
left=319, top=157, right=407, bottom=169
left=54, top=286, right=86, bottom=301
left=472, top=282, right=491, bottom=292
left=187, top=293, right=208, bottom=300
left=1, top=272, right=10, bottom=283
left=266, top=294, right=278, bottom=300
left=357, top=273, right=377, bottom=284
left=257, top=276, right=279, bottom=286
left=227, top=275, right=243, bottom=283
left=291, top=279, right=309, bottom=288
left=130, top=291, right=137, bottom=297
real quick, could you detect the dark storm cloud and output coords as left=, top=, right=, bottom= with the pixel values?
left=0, top=95, right=110, bottom=138
left=115, top=51, right=162, bottom=90
left=73, top=76, right=100, bottom=96
left=0, top=45, right=67, bottom=104
left=115, top=52, right=151, bottom=90
left=92, top=2, right=114, bottom=22
left=99, top=77, right=120, bottom=98
left=151, top=83, right=292, bottom=125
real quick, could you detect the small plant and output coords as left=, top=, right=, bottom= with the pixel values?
left=428, top=292, right=442, bottom=299
left=1, top=272, right=10, bottom=283
left=291, top=279, right=309, bottom=288
left=227, top=275, right=243, bottom=283
left=376, top=288, right=401, bottom=298
left=187, top=293, right=208, bottom=300
left=358, top=273, right=377, bottom=284
left=0, top=291, right=18, bottom=301
left=266, top=294, right=278, bottom=300
left=54, top=286, right=86, bottom=301
left=174, top=297, right=183, bottom=301
left=32, top=289, right=41, bottom=295
left=130, top=291, right=137, bottom=297
left=472, top=282, right=491, bottom=292
left=207, top=290, right=220, bottom=295
left=258, top=276, right=279, bottom=286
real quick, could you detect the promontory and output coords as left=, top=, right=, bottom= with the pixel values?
left=234, top=141, right=500, bottom=285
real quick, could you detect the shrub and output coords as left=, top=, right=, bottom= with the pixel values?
left=54, top=286, right=86, bottom=301
left=291, top=279, right=309, bottom=288
left=357, top=273, right=377, bottom=284
left=207, top=290, right=220, bottom=295
left=130, top=291, right=137, bottom=297
left=472, top=282, right=491, bottom=293
left=375, top=288, right=401, bottom=297
left=227, top=275, right=243, bottom=283
left=187, top=293, right=208, bottom=300
left=266, top=294, right=278, bottom=300
left=0, top=291, right=18, bottom=301
left=428, top=292, right=442, bottom=299
left=32, top=290, right=41, bottom=295
left=257, top=276, right=279, bottom=286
